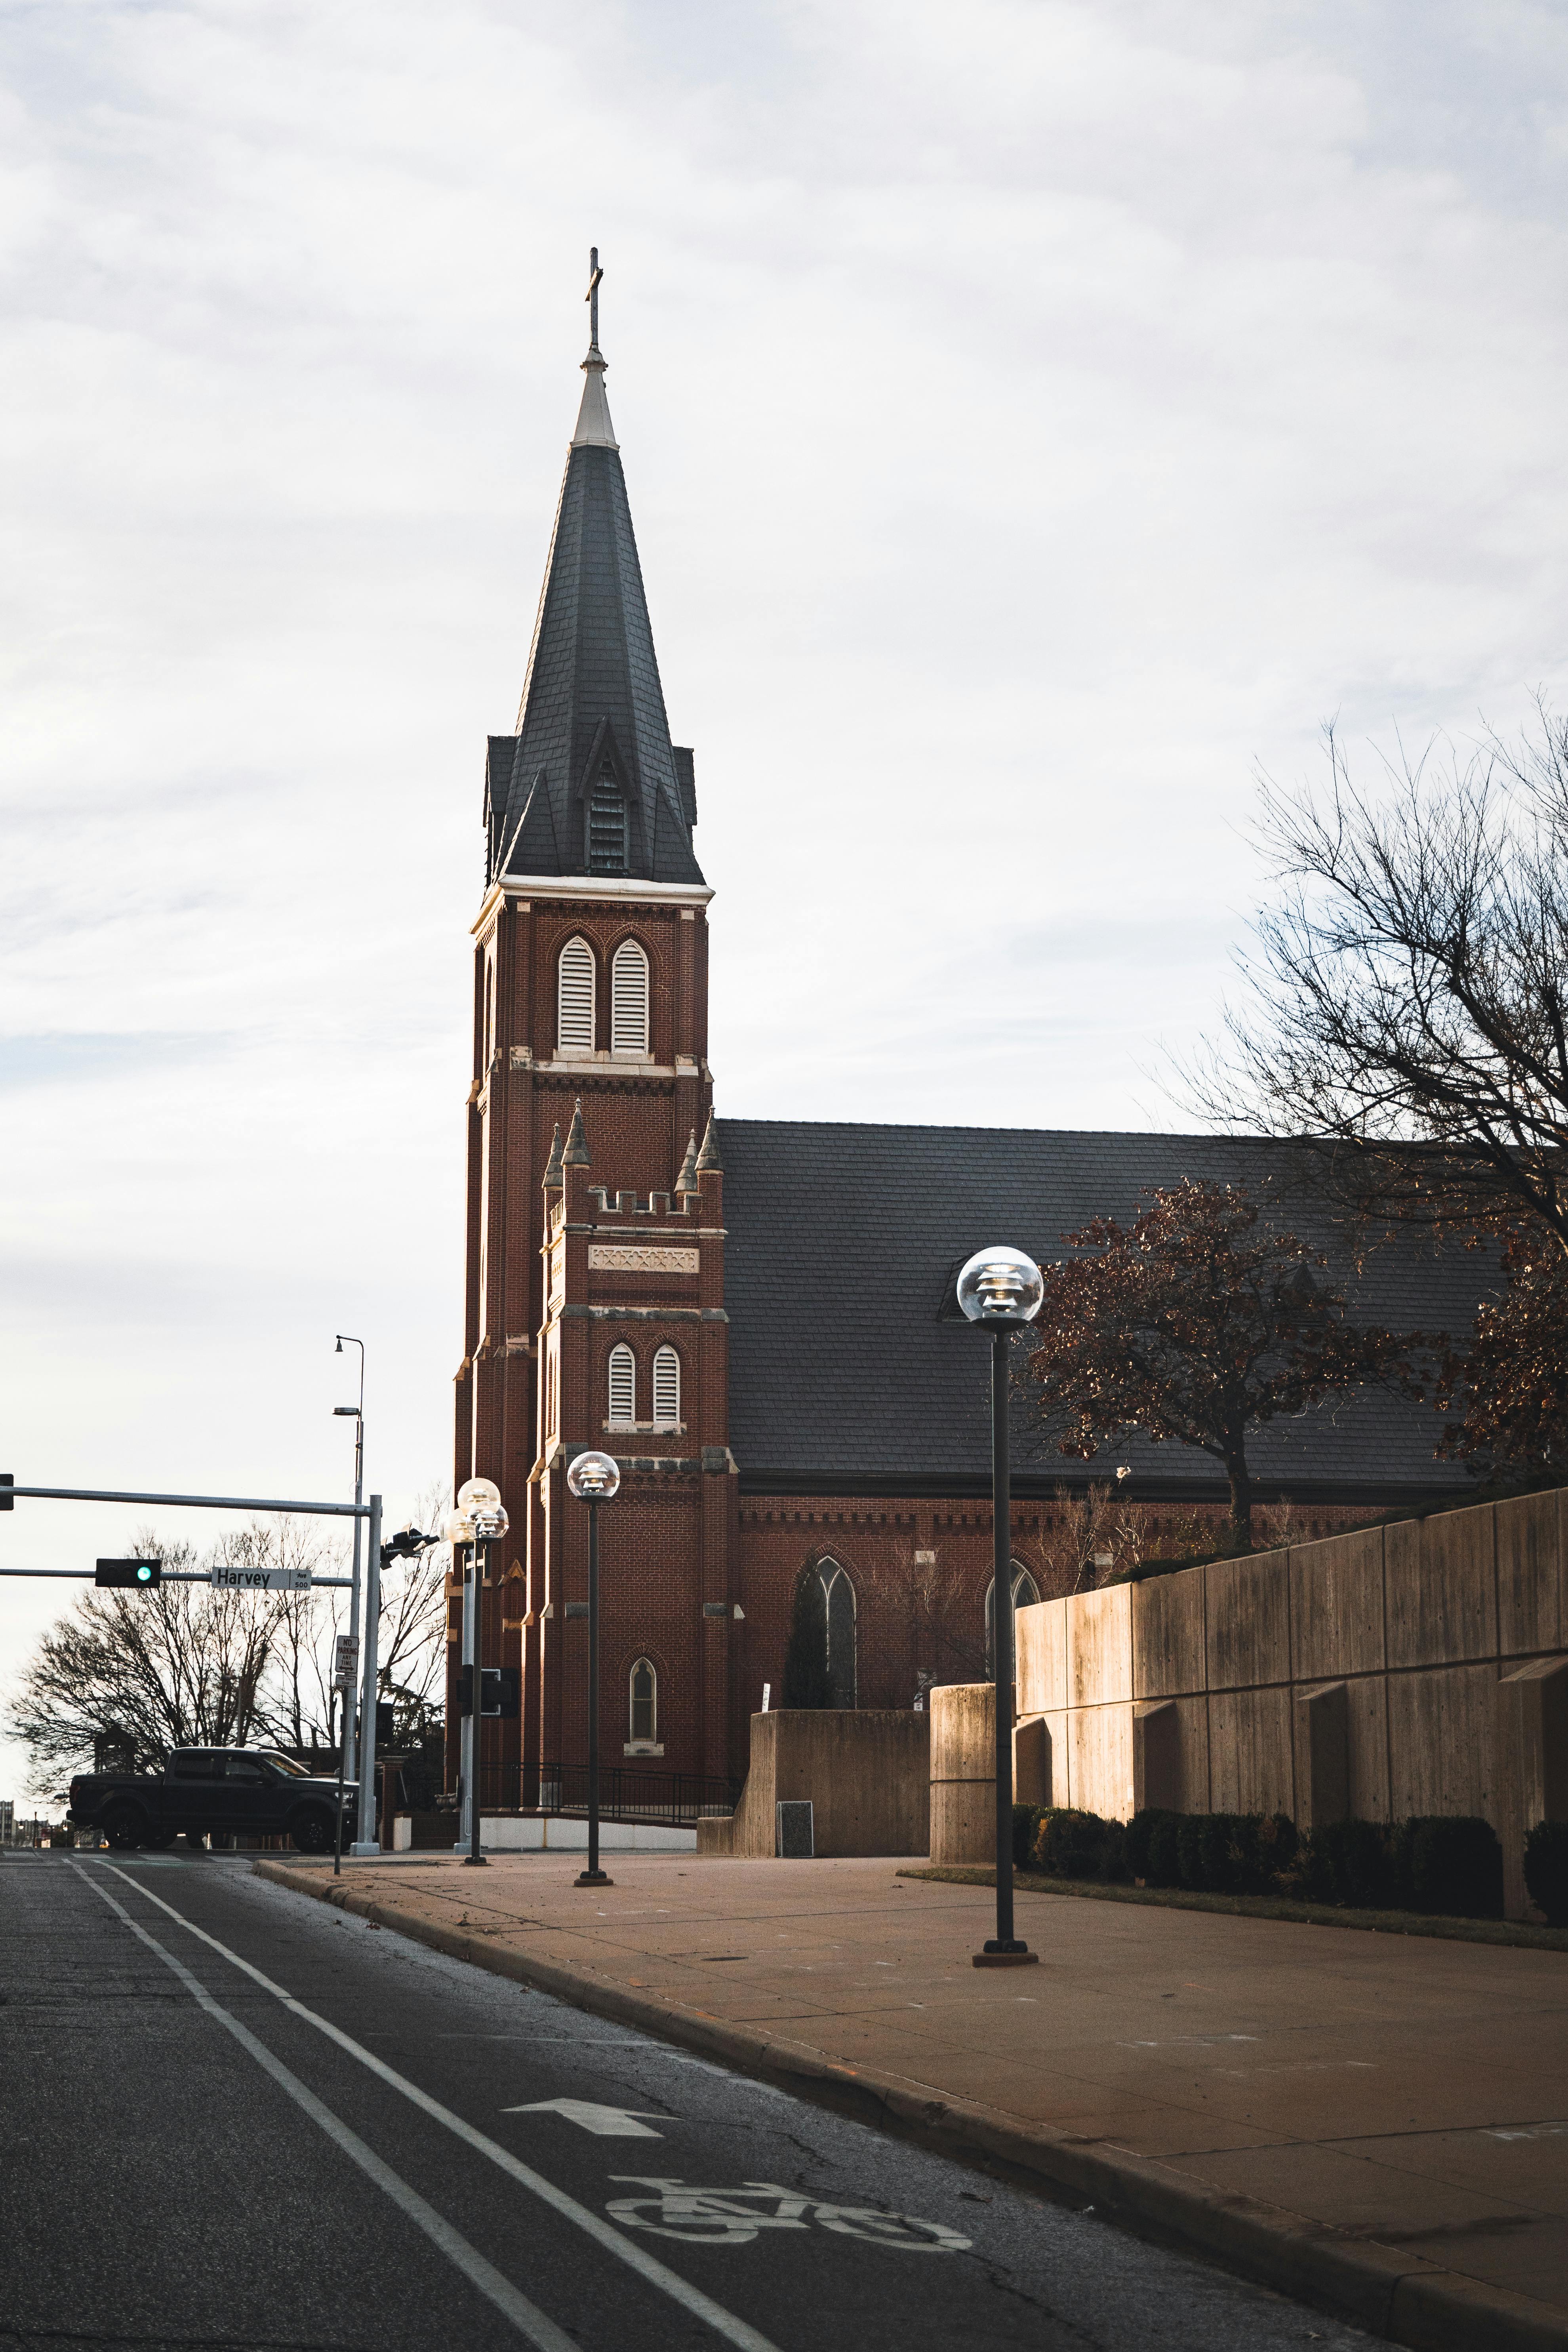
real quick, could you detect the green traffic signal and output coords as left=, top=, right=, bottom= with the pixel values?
left=95, top=1559, right=162, bottom=1590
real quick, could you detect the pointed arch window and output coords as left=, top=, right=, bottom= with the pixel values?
left=985, top=1563, right=1041, bottom=1676
left=587, top=769, right=627, bottom=873
left=608, top=1344, right=636, bottom=1426
left=652, top=1345, right=680, bottom=1428
left=611, top=938, right=650, bottom=1056
left=557, top=936, right=595, bottom=1054
left=629, top=1657, right=657, bottom=1746
left=819, top=1559, right=858, bottom=1710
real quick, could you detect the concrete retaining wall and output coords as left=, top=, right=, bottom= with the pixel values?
left=1005, top=1489, right=1568, bottom=1917
left=698, top=1710, right=931, bottom=1859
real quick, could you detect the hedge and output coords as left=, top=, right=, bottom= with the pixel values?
left=1027, top=1805, right=1507, bottom=1919
left=1524, top=1820, right=1568, bottom=1927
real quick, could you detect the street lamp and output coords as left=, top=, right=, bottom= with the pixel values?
left=450, top=1478, right=509, bottom=1868
left=333, top=1335, right=365, bottom=1790
left=565, top=1449, right=619, bottom=1887
left=957, top=1243, right=1044, bottom=1969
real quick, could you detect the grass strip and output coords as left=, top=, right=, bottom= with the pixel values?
left=897, top=1864, right=1568, bottom=1952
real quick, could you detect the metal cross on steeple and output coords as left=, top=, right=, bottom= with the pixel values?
left=586, top=246, right=603, bottom=349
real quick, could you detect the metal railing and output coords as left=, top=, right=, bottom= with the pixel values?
left=475, top=1760, right=739, bottom=1826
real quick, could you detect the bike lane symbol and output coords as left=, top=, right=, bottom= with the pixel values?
left=606, top=2177, right=971, bottom=2252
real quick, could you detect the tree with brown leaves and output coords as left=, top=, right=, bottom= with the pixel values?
left=1436, top=1232, right=1568, bottom=1473
left=1027, top=1179, right=1420, bottom=1548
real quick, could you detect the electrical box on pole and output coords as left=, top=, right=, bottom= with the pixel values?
left=95, top=1559, right=161, bottom=1589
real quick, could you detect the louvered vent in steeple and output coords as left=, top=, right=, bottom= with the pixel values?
left=611, top=938, right=649, bottom=1054
left=587, top=771, right=628, bottom=872
left=558, top=936, right=595, bottom=1053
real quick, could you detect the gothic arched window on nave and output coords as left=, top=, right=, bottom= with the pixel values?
left=629, top=1657, right=657, bottom=1747
left=985, top=1563, right=1041, bottom=1677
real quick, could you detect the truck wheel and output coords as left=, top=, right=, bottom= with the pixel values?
left=103, top=1807, right=145, bottom=1852
left=290, top=1808, right=334, bottom=1855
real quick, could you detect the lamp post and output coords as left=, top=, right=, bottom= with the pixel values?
left=956, top=1243, right=1045, bottom=1969
left=333, top=1335, right=365, bottom=1786
left=448, top=1478, right=509, bottom=1868
left=565, top=1450, right=619, bottom=1887
left=347, top=1492, right=384, bottom=1856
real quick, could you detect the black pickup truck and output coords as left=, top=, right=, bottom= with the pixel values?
left=67, top=1748, right=354, bottom=1853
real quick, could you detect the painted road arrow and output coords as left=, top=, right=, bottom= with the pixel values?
left=502, top=2099, right=668, bottom=2138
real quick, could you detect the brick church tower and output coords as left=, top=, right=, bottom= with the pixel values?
left=451, top=286, right=737, bottom=1799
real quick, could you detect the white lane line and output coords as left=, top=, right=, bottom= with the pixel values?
left=93, top=1863, right=785, bottom=2352
left=72, top=1868, right=577, bottom=2352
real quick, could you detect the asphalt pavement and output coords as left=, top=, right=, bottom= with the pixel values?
left=0, top=1850, right=1373, bottom=2351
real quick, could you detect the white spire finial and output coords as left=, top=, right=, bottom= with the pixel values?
left=573, top=244, right=618, bottom=451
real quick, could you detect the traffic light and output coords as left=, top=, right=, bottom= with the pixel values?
left=95, top=1559, right=161, bottom=1589
left=456, top=1666, right=518, bottom=1717
left=375, top=1700, right=395, bottom=1748
left=0, top=1473, right=11, bottom=1510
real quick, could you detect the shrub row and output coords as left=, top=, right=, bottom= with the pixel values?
left=1012, top=1802, right=1515, bottom=1921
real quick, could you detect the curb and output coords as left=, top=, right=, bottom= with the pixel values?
left=252, top=1860, right=1568, bottom=2352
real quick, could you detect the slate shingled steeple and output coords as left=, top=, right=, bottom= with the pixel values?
left=484, top=255, right=704, bottom=890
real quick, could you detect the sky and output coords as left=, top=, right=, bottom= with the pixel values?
left=4, top=0, right=1568, bottom=1803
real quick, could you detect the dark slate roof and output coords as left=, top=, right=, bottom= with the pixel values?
left=719, top=1120, right=1499, bottom=1503
left=485, top=428, right=704, bottom=890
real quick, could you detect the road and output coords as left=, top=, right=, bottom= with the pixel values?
left=1, top=1851, right=1371, bottom=2351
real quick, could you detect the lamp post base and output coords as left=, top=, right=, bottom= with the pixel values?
left=574, top=1869, right=613, bottom=1887
left=461, top=1854, right=490, bottom=1867
left=347, top=1841, right=381, bottom=1858
left=973, top=1944, right=1038, bottom=1968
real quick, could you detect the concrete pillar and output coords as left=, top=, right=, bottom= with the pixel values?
left=930, top=1683, right=995, bottom=1864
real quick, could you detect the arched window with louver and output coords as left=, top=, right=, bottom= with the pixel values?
left=608, top=1344, right=636, bottom=1426
left=557, top=936, right=595, bottom=1054
left=587, top=770, right=627, bottom=872
left=611, top=938, right=650, bottom=1056
left=652, top=1345, right=680, bottom=1428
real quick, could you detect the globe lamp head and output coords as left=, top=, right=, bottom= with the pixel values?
left=566, top=1450, right=621, bottom=1502
left=956, top=1244, right=1045, bottom=1327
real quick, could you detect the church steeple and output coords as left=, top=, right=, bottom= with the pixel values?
left=484, top=249, right=703, bottom=890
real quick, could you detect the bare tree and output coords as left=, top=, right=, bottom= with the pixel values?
left=1187, top=705, right=1568, bottom=1252
left=4, top=1489, right=451, bottom=1790
left=6, top=1531, right=285, bottom=1784
left=375, top=1479, right=450, bottom=1738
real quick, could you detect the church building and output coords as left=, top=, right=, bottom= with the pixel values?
left=450, top=294, right=1484, bottom=1797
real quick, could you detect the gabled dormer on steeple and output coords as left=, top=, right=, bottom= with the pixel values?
left=484, top=251, right=704, bottom=891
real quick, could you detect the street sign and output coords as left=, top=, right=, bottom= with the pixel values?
left=332, top=1634, right=360, bottom=1690
left=210, top=1565, right=311, bottom=1593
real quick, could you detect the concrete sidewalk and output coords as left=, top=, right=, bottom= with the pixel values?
left=254, top=1852, right=1568, bottom=2349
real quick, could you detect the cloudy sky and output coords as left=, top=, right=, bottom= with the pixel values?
left=4, top=1, right=1568, bottom=1801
